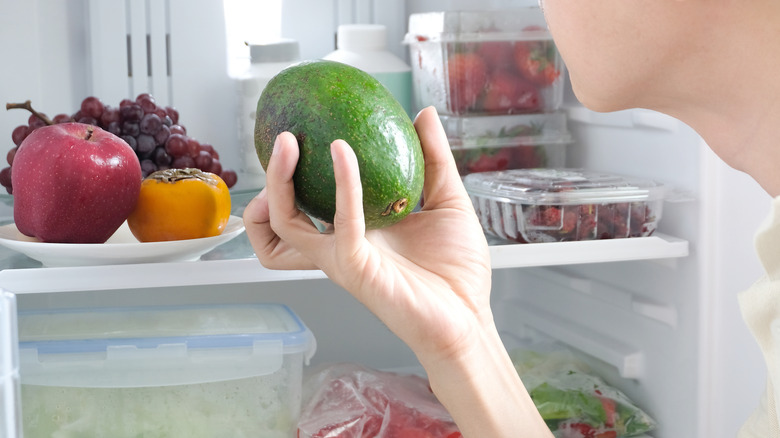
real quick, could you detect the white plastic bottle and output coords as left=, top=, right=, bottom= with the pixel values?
left=324, top=24, right=413, bottom=117
left=235, top=39, right=300, bottom=186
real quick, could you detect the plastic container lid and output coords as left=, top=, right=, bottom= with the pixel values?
left=18, top=303, right=316, bottom=388
left=463, top=168, right=666, bottom=205
left=405, top=8, right=550, bottom=42
left=324, top=25, right=410, bottom=73
left=249, top=39, right=300, bottom=63
left=336, top=24, right=388, bottom=51
left=441, top=112, right=572, bottom=149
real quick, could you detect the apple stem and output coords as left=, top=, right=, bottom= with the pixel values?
left=5, top=100, right=54, bottom=126
left=85, top=126, right=94, bottom=141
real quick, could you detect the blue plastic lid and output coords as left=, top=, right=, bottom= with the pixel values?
left=19, top=303, right=311, bottom=352
left=17, top=303, right=317, bottom=388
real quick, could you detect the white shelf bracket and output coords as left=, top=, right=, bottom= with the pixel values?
left=509, top=301, right=645, bottom=379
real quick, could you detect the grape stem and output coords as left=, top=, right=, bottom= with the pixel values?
left=5, top=100, right=54, bottom=126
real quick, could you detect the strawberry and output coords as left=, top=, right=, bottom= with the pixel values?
left=562, top=422, right=597, bottom=438
left=597, top=395, right=617, bottom=428
left=562, top=209, right=578, bottom=233
left=476, top=41, right=515, bottom=72
left=391, top=428, right=435, bottom=438
left=512, top=145, right=542, bottom=168
left=446, top=53, right=488, bottom=113
left=559, top=421, right=619, bottom=438
left=466, top=147, right=513, bottom=173
left=531, top=206, right=561, bottom=227
left=482, top=72, right=541, bottom=114
left=514, top=40, right=561, bottom=87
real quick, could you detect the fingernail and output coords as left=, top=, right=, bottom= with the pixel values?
left=414, top=106, right=437, bottom=122
left=272, top=134, right=282, bottom=156
left=330, top=141, right=340, bottom=166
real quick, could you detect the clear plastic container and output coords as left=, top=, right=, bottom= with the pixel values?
left=18, top=303, right=316, bottom=438
left=404, top=8, right=565, bottom=116
left=1, top=291, right=21, bottom=438
left=441, top=112, right=571, bottom=176
left=463, top=168, right=666, bottom=243
left=324, top=24, right=413, bottom=117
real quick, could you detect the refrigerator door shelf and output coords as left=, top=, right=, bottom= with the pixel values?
left=504, top=300, right=645, bottom=379
left=489, top=232, right=688, bottom=269
left=520, top=266, right=678, bottom=328
left=0, top=234, right=688, bottom=295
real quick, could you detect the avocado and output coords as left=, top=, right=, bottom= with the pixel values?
left=254, top=60, right=424, bottom=229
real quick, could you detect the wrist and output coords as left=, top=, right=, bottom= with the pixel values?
left=419, top=321, right=553, bottom=438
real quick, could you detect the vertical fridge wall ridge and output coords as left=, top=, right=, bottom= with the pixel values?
left=85, top=0, right=239, bottom=172
left=695, top=137, right=771, bottom=437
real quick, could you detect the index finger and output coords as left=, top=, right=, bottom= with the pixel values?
left=413, top=106, right=472, bottom=209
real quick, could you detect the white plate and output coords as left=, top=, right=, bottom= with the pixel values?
left=0, top=215, right=246, bottom=267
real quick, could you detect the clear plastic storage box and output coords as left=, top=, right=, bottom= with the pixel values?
left=441, top=112, right=571, bottom=176
left=17, top=303, right=316, bottom=438
left=1, top=291, right=21, bottom=438
left=404, top=8, right=565, bottom=116
left=463, top=168, right=666, bottom=243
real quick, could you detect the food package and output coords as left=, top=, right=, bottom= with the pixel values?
left=296, top=363, right=461, bottom=438
left=510, top=342, right=657, bottom=438
left=441, top=113, right=571, bottom=177
left=404, top=8, right=565, bottom=116
left=463, top=168, right=666, bottom=243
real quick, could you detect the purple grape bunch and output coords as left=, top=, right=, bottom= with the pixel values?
left=2, top=94, right=238, bottom=194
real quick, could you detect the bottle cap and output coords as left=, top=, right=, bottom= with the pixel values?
left=248, top=39, right=300, bottom=63
left=336, top=24, right=387, bottom=51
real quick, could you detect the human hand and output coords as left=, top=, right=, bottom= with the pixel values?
left=243, top=106, right=552, bottom=437
left=242, top=106, right=493, bottom=364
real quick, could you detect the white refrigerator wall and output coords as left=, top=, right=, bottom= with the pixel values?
left=0, top=0, right=240, bottom=174
left=529, top=109, right=771, bottom=436
left=0, top=0, right=773, bottom=437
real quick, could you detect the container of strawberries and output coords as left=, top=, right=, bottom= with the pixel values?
left=441, top=112, right=571, bottom=176
left=404, top=8, right=565, bottom=116
left=463, top=169, right=667, bottom=243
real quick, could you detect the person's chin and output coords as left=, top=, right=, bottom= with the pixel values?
left=570, top=77, right=633, bottom=114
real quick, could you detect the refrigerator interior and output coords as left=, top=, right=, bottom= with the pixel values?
left=0, top=0, right=774, bottom=437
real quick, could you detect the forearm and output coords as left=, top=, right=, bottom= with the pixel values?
left=419, top=322, right=553, bottom=438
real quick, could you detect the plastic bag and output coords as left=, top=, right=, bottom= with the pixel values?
left=297, top=363, right=461, bottom=438
left=509, top=342, right=657, bottom=438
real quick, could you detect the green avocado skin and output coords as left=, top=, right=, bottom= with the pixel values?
left=254, top=60, right=424, bottom=229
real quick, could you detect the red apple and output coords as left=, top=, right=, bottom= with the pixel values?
left=12, top=123, right=142, bottom=243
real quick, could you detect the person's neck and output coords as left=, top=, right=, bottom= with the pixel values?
left=680, top=89, right=780, bottom=198
left=657, top=5, right=780, bottom=197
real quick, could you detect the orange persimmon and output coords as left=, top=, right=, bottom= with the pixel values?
left=127, top=168, right=231, bottom=242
